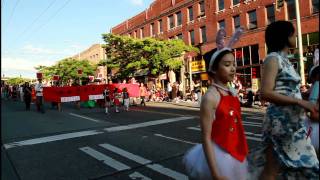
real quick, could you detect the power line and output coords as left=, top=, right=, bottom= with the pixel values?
left=5, top=0, right=20, bottom=28
left=15, top=0, right=58, bottom=42
left=22, top=0, right=71, bottom=43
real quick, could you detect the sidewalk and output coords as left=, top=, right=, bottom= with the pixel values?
left=151, top=100, right=266, bottom=113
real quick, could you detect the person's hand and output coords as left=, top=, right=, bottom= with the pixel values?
left=309, top=104, right=319, bottom=121
left=298, top=100, right=317, bottom=113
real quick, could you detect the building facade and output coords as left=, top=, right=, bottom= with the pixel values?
left=71, top=44, right=108, bottom=81
left=111, top=0, right=319, bottom=90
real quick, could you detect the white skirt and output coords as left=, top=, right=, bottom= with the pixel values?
left=182, top=142, right=248, bottom=180
left=124, top=99, right=130, bottom=107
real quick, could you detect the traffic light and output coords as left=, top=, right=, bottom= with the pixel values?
left=276, top=0, right=285, bottom=10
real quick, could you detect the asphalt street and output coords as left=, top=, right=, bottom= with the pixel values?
left=1, top=99, right=266, bottom=180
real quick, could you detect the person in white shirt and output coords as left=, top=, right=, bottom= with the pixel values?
left=19, top=85, right=24, bottom=102
left=35, top=79, right=45, bottom=113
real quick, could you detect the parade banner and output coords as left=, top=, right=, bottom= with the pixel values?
left=43, top=84, right=140, bottom=102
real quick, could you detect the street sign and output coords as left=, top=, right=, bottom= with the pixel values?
left=77, top=69, right=83, bottom=75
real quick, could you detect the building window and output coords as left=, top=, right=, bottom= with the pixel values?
left=177, top=33, right=183, bottom=39
left=243, top=46, right=250, bottom=65
left=218, top=19, right=225, bottom=29
left=176, top=11, right=182, bottom=26
left=199, top=1, right=205, bottom=17
left=140, top=27, right=144, bottom=38
left=200, top=26, right=207, bottom=43
left=168, top=15, right=175, bottom=29
left=287, top=0, right=296, bottom=20
left=189, top=30, right=195, bottom=45
left=233, top=0, right=240, bottom=6
left=251, top=44, right=259, bottom=64
left=158, top=19, right=163, bottom=33
left=248, top=10, right=257, bottom=30
left=188, top=6, right=194, bottom=22
left=309, top=32, right=319, bottom=45
left=235, top=48, right=243, bottom=66
left=218, top=0, right=224, bottom=11
left=150, top=23, right=154, bottom=36
left=312, top=0, right=319, bottom=14
left=233, top=15, right=240, bottom=30
left=266, top=5, right=275, bottom=25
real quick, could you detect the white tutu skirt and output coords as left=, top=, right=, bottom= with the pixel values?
left=182, top=142, right=248, bottom=180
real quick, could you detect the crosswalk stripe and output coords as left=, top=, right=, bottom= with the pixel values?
left=129, top=172, right=152, bottom=180
left=104, top=116, right=194, bottom=132
left=79, top=147, right=130, bottom=171
left=69, top=113, right=101, bottom=123
left=4, top=130, right=104, bottom=149
left=99, top=143, right=188, bottom=180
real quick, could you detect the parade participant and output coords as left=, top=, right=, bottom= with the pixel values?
left=140, top=83, right=147, bottom=106
left=103, top=86, right=111, bottom=114
left=306, top=65, right=319, bottom=154
left=122, top=87, right=130, bottom=111
left=23, top=82, right=32, bottom=110
left=35, top=78, right=45, bottom=113
left=247, top=21, right=319, bottom=179
left=113, top=88, right=121, bottom=113
left=183, top=27, right=248, bottom=180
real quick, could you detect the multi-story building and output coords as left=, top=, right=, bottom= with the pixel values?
left=111, top=0, right=319, bottom=90
left=71, top=44, right=108, bottom=81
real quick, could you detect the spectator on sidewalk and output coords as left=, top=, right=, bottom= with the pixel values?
left=140, top=83, right=147, bottom=106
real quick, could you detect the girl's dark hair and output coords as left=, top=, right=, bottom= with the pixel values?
left=203, top=48, right=233, bottom=77
left=265, top=21, right=295, bottom=53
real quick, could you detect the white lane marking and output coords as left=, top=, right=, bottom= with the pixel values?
left=4, top=130, right=104, bottom=149
left=245, top=132, right=263, bottom=137
left=242, top=122, right=261, bottom=127
left=130, top=109, right=189, bottom=117
left=69, top=113, right=101, bottom=123
left=79, top=147, right=130, bottom=171
left=104, top=116, right=194, bottom=132
left=187, top=127, right=200, bottom=131
left=245, top=136, right=262, bottom=142
left=129, top=172, right=152, bottom=180
left=100, top=143, right=188, bottom=180
left=154, top=133, right=198, bottom=145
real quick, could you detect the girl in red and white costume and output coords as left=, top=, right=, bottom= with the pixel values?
left=183, top=28, right=248, bottom=180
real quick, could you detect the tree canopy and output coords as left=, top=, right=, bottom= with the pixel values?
left=101, top=33, right=198, bottom=79
left=35, top=58, right=96, bottom=84
left=5, top=77, right=31, bottom=85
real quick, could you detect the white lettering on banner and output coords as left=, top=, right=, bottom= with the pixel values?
left=89, top=94, right=104, bottom=100
left=61, top=96, right=80, bottom=102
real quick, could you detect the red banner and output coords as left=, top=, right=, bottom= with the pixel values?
left=43, top=84, right=140, bottom=102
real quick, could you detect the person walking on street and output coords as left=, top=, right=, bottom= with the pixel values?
left=183, top=27, right=248, bottom=180
left=122, top=87, right=130, bottom=111
left=247, top=21, right=319, bottom=179
left=103, top=86, right=111, bottom=114
left=23, top=82, right=32, bottom=110
left=140, top=83, right=147, bottom=106
left=113, top=88, right=121, bottom=113
left=35, top=79, right=45, bottom=113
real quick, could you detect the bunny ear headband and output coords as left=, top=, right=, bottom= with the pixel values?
left=208, top=27, right=244, bottom=72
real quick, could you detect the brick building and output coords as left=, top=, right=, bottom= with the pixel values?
left=71, top=44, right=108, bottom=82
left=111, top=0, right=319, bottom=90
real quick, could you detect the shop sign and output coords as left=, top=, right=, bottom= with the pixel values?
left=252, top=78, right=260, bottom=92
left=191, top=60, right=206, bottom=73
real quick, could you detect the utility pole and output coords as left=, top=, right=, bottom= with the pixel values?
left=295, top=0, right=305, bottom=85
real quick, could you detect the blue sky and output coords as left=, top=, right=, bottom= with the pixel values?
left=1, top=0, right=154, bottom=78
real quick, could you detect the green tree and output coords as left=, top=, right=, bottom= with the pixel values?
left=35, top=58, right=96, bottom=84
left=6, top=77, right=30, bottom=85
left=101, top=33, right=198, bottom=78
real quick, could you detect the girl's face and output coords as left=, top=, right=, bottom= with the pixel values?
left=216, top=53, right=236, bottom=83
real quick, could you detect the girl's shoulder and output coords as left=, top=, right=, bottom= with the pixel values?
left=202, top=86, right=220, bottom=107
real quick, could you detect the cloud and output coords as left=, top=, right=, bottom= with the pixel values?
left=21, top=44, right=57, bottom=55
left=129, top=0, right=144, bottom=6
left=1, top=56, right=56, bottom=77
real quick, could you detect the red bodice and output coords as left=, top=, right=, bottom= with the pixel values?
left=211, top=89, right=248, bottom=162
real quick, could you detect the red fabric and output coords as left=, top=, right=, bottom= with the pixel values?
left=211, top=90, right=248, bottom=162
left=43, top=84, right=139, bottom=102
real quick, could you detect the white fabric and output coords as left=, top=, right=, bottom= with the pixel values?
left=35, top=83, right=43, bottom=96
left=124, top=99, right=130, bottom=107
left=182, top=142, right=248, bottom=180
